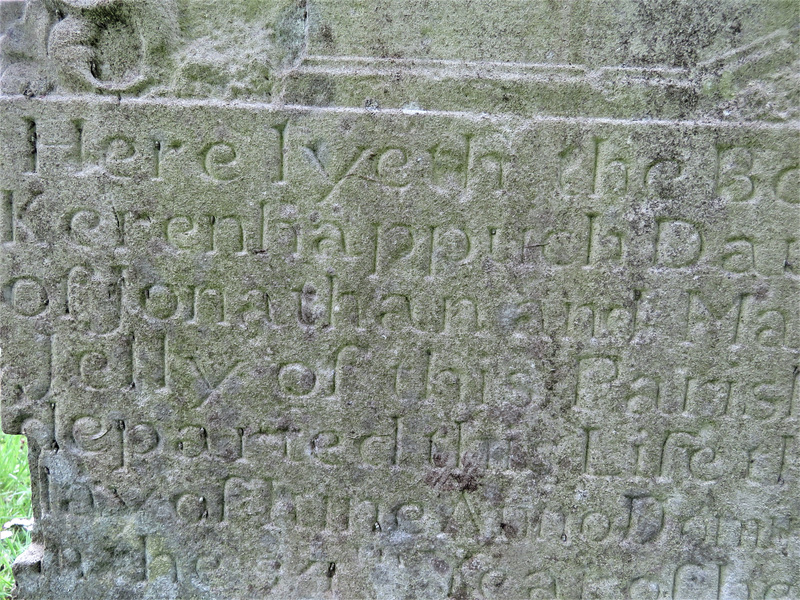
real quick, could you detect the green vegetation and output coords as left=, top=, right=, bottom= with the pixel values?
left=0, top=431, right=31, bottom=598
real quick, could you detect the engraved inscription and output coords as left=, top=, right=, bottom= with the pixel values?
left=0, top=96, right=796, bottom=600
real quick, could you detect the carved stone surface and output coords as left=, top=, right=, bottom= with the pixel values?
left=0, top=1, right=798, bottom=599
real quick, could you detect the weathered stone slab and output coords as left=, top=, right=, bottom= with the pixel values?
left=0, top=1, right=798, bottom=599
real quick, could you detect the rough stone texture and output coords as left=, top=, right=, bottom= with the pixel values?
left=0, top=1, right=798, bottom=599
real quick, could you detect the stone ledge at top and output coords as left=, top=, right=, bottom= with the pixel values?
left=0, top=0, right=797, bottom=122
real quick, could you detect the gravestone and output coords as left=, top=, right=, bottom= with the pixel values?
left=0, top=0, right=798, bottom=598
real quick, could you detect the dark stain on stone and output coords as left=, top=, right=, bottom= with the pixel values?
left=500, top=522, right=517, bottom=538
left=450, top=585, right=469, bottom=600
left=319, top=23, right=335, bottom=47
left=431, top=557, right=449, bottom=574
left=424, top=460, right=483, bottom=492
